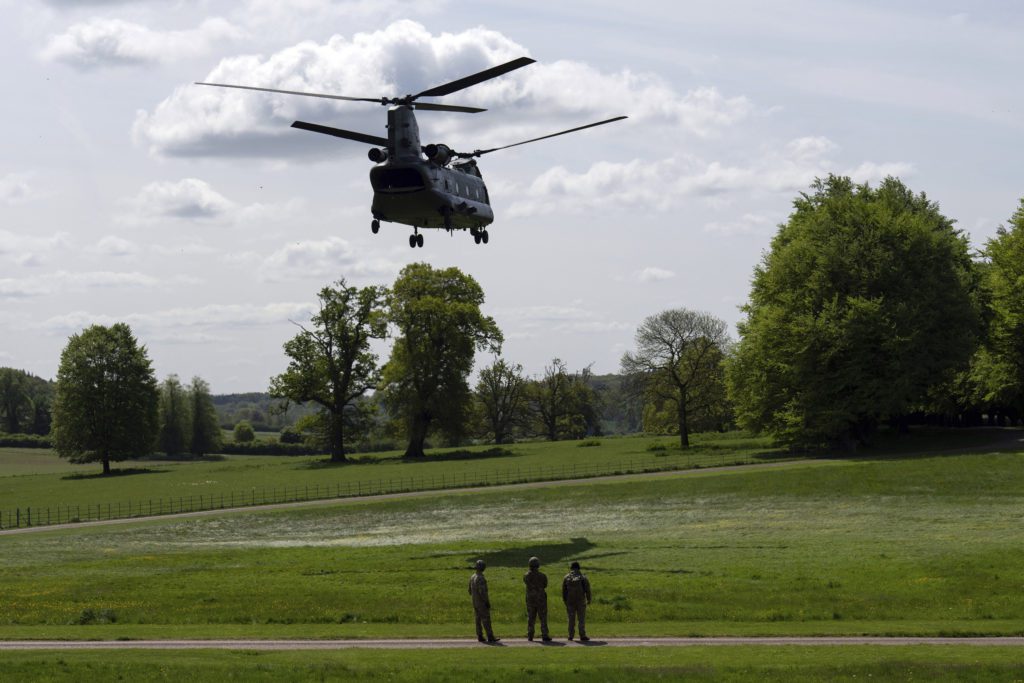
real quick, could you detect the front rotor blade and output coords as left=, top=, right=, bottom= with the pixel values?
left=414, top=56, right=535, bottom=98
left=291, top=121, right=388, bottom=146
left=196, top=82, right=381, bottom=104
left=413, top=102, right=487, bottom=114
left=469, top=116, right=628, bottom=156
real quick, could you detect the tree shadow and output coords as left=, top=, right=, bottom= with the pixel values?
left=462, top=537, right=597, bottom=569
left=140, top=454, right=226, bottom=463
left=62, top=467, right=167, bottom=480
left=302, top=447, right=518, bottom=469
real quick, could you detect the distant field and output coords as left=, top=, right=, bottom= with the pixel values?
left=1, top=447, right=1023, bottom=641
left=0, top=432, right=786, bottom=525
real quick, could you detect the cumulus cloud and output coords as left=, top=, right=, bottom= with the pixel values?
left=91, top=235, right=139, bottom=257
left=637, top=267, right=676, bottom=282
left=120, top=178, right=297, bottom=226
left=41, top=17, right=243, bottom=69
left=133, top=21, right=750, bottom=158
left=0, top=229, right=71, bottom=266
left=0, top=173, right=36, bottom=205
left=506, top=136, right=914, bottom=218
left=260, top=237, right=402, bottom=281
left=703, top=212, right=776, bottom=236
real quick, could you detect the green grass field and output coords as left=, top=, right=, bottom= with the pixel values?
left=3, top=646, right=1024, bottom=682
left=2, top=429, right=1023, bottom=679
left=0, top=432, right=786, bottom=526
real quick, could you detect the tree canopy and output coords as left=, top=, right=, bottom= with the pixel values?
left=727, top=175, right=982, bottom=448
left=621, top=309, right=731, bottom=448
left=0, top=368, right=53, bottom=435
left=269, top=279, right=388, bottom=461
left=51, top=323, right=159, bottom=474
left=189, top=376, right=223, bottom=456
left=381, top=263, right=502, bottom=458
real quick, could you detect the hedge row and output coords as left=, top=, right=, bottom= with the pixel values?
left=0, top=434, right=52, bottom=448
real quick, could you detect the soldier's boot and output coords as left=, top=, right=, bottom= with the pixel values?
left=579, top=634, right=590, bottom=642
left=542, top=635, right=552, bottom=642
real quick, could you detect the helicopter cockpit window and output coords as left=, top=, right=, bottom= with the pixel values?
left=372, top=168, right=425, bottom=192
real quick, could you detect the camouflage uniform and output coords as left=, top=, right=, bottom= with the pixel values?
left=561, top=563, right=592, bottom=641
left=523, top=557, right=550, bottom=641
left=469, top=562, right=497, bottom=642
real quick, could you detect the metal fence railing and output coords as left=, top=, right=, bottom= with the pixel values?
left=0, top=451, right=783, bottom=531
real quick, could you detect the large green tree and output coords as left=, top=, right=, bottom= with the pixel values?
left=727, top=175, right=982, bottom=448
left=474, top=358, right=528, bottom=444
left=621, top=309, right=731, bottom=448
left=0, top=368, right=52, bottom=435
left=528, top=359, right=602, bottom=441
left=51, top=323, right=159, bottom=474
left=381, top=263, right=502, bottom=458
left=973, top=199, right=1024, bottom=420
left=157, top=374, right=191, bottom=456
left=189, top=376, right=223, bottom=456
left=270, top=279, right=388, bottom=462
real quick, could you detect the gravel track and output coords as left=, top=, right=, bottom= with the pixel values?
left=1, top=637, right=1023, bottom=650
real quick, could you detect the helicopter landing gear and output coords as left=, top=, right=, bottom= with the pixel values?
left=371, top=219, right=380, bottom=234
left=409, top=231, right=424, bottom=248
left=471, top=227, right=489, bottom=245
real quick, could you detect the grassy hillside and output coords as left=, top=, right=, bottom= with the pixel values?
left=1, top=447, right=1023, bottom=641
left=0, top=432, right=784, bottom=525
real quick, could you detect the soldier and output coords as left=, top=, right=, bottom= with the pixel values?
left=523, top=556, right=552, bottom=642
left=469, top=559, right=499, bottom=643
left=561, top=560, right=592, bottom=641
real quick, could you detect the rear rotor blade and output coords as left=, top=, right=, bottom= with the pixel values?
left=467, top=115, right=628, bottom=157
left=415, top=56, right=535, bottom=98
left=196, top=82, right=382, bottom=104
left=413, top=102, right=487, bottom=114
left=291, top=121, right=388, bottom=146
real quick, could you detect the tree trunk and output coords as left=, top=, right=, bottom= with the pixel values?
left=677, top=400, right=690, bottom=449
left=329, top=412, right=347, bottom=463
left=404, top=413, right=429, bottom=458
left=102, top=456, right=111, bottom=476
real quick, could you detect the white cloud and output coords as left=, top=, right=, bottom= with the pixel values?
left=92, top=235, right=139, bottom=257
left=703, top=212, right=776, bottom=236
left=0, top=271, right=198, bottom=300
left=494, top=303, right=630, bottom=337
left=41, top=17, right=244, bottom=69
left=637, top=267, right=675, bottom=282
left=133, top=21, right=750, bottom=158
left=0, top=229, right=71, bottom=265
left=506, top=136, right=914, bottom=218
left=40, top=302, right=317, bottom=335
left=0, top=173, right=36, bottom=204
left=120, top=178, right=301, bottom=227
left=260, top=237, right=402, bottom=281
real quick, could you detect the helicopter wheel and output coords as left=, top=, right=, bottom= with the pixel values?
left=371, top=219, right=380, bottom=234
left=409, top=234, right=417, bottom=248
left=481, top=230, right=489, bottom=244
left=416, top=233, right=424, bottom=248
left=473, top=233, right=481, bottom=245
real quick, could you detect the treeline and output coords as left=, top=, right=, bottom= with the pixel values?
left=7, top=175, right=1024, bottom=472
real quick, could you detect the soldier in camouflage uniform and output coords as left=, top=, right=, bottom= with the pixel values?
left=523, top=556, right=552, bottom=642
left=561, top=561, right=592, bottom=641
left=469, top=559, right=499, bottom=643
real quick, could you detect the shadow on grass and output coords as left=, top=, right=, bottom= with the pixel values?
left=463, top=537, right=597, bottom=569
left=819, top=427, right=1024, bottom=462
left=301, top=447, right=517, bottom=469
left=62, top=467, right=167, bottom=480
left=139, top=454, right=226, bottom=463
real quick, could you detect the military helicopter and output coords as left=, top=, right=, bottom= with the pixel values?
left=196, top=57, right=626, bottom=248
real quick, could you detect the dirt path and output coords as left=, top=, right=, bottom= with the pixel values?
left=1, top=637, right=1023, bottom=649
left=0, top=459, right=815, bottom=536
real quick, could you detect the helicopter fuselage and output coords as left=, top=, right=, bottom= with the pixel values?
left=368, top=105, right=493, bottom=232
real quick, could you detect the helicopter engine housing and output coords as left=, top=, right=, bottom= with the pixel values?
left=423, top=143, right=454, bottom=166
left=368, top=147, right=388, bottom=163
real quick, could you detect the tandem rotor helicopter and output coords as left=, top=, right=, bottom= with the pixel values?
left=197, top=57, right=626, bottom=248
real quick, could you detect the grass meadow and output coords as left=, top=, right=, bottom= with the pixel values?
left=2, top=429, right=1023, bottom=679
left=0, top=432, right=785, bottom=525
left=3, top=646, right=1024, bottom=682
